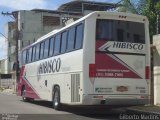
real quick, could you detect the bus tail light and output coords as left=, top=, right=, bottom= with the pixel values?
left=145, top=66, right=150, bottom=79
left=89, top=64, right=95, bottom=78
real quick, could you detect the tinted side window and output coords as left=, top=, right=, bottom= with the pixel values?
left=67, top=27, right=75, bottom=51
left=117, top=29, right=124, bottom=42
left=61, top=31, right=67, bottom=53
left=26, top=49, right=29, bottom=63
left=40, top=42, right=44, bottom=59
left=49, top=37, right=54, bottom=57
left=35, top=44, right=40, bottom=60
left=28, top=47, right=32, bottom=63
left=22, top=50, right=27, bottom=64
left=96, top=19, right=145, bottom=43
left=96, top=20, right=113, bottom=40
left=54, top=34, right=61, bottom=55
left=32, top=46, right=36, bottom=62
left=75, top=24, right=83, bottom=49
left=44, top=39, right=49, bottom=58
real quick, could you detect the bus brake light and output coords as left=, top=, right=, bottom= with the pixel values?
left=89, top=64, right=95, bottom=78
left=145, top=66, right=150, bottom=79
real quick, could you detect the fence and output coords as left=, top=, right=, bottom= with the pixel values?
left=0, top=78, right=13, bottom=89
left=0, top=72, right=16, bottom=92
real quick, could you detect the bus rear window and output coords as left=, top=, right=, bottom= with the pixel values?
left=96, top=19, right=145, bottom=44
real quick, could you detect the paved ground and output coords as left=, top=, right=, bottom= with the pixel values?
left=126, top=105, right=160, bottom=115
left=1, top=91, right=160, bottom=120
left=0, top=93, right=124, bottom=120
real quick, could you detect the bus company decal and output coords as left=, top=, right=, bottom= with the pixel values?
left=95, top=41, right=143, bottom=79
left=18, top=66, right=40, bottom=99
left=95, top=53, right=142, bottom=78
left=38, top=58, right=61, bottom=75
left=96, top=40, right=145, bottom=54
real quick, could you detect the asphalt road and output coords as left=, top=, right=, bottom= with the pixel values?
left=0, top=93, right=125, bottom=120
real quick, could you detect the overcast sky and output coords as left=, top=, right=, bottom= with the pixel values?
left=0, top=0, right=118, bottom=60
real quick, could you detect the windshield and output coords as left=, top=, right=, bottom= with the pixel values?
left=96, top=19, right=145, bottom=44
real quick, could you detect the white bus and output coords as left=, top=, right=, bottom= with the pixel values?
left=17, top=11, right=150, bottom=110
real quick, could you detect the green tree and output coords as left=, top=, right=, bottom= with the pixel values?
left=118, top=0, right=160, bottom=40
left=117, top=0, right=138, bottom=14
left=139, top=0, right=160, bottom=38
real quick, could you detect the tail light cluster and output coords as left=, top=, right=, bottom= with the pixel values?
left=145, top=66, right=150, bottom=79
left=89, top=64, right=95, bottom=78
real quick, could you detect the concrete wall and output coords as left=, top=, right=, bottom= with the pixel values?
left=5, top=22, right=16, bottom=74
left=0, top=59, right=8, bottom=74
left=153, top=34, right=160, bottom=105
left=18, top=10, right=68, bottom=48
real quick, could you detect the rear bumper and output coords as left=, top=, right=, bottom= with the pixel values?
left=82, top=95, right=149, bottom=106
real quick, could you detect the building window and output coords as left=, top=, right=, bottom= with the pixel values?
left=43, top=16, right=60, bottom=26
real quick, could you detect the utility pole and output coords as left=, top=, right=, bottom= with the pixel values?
left=12, top=12, right=19, bottom=81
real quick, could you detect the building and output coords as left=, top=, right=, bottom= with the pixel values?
left=58, top=0, right=117, bottom=13
left=0, top=59, right=7, bottom=74
left=6, top=9, right=82, bottom=73
left=5, top=1, right=118, bottom=74
left=5, top=22, right=16, bottom=73
left=153, top=34, right=160, bottom=105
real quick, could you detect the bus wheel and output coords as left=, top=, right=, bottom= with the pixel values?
left=53, top=86, right=61, bottom=110
left=22, top=87, right=30, bottom=102
left=22, top=87, right=27, bottom=102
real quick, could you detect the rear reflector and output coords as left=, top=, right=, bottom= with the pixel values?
left=89, top=64, right=95, bottom=78
left=145, top=66, right=150, bottom=79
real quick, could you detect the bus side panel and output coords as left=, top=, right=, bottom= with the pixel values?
left=59, top=50, right=83, bottom=104
left=22, top=50, right=84, bottom=103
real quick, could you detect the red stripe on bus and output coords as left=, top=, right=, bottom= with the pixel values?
left=16, top=66, right=40, bottom=99
left=95, top=53, right=142, bottom=79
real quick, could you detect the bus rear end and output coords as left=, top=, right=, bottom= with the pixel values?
left=85, top=12, right=150, bottom=106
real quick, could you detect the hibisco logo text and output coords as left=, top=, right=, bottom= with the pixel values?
left=112, top=42, right=143, bottom=50
left=38, top=58, right=61, bottom=74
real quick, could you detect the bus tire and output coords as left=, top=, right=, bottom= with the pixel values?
left=22, top=87, right=28, bottom=102
left=22, top=87, right=32, bottom=102
left=52, top=86, right=61, bottom=110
